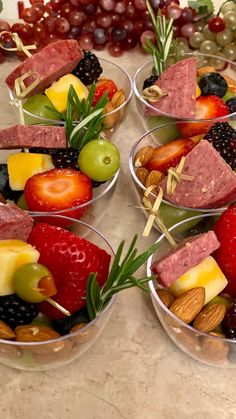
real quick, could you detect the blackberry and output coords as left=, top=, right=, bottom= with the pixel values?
left=143, top=74, right=159, bottom=90
left=52, top=148, right=80, bottom=169
left=72, top=51, right=103, bottom=85
left=203, top=122, right=236, bottom=170
left=223, top=303, right=236, bottom=339
left=28, top=147, right=50, bottom=154
left=0, top=294, right=38, bottom=329
left=0, top=164, right=8, bottom=192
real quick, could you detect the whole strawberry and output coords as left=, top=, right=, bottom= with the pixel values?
left=27, top=223, right=111, bottom=319
left=213, top=205, right=236, bottom=297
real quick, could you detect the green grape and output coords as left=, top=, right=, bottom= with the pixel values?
left=224, top=11, right=236, bottom=30
left=176, top=45, right=190, bottom=57
left=199, top=40, right=218, bottom=54
left=203, top=24, right=216, bottom=41
left=222, top=89, right=235, bottom=101
left=13, top=263, right=56, bottom=303
left=78, top=139, right=120, bottom=182
left=189, top=31, right=205, bottom=49
left=157, top=203, right=202, bottom=234
left=223, top=42, right=236, bottom=60
left=221, top=1, right=236, bottom=15
left=195, top=20, right=205, bottom=33
left=176, top=36, right=188, bottom=46
left=216, top=28, right=233, bottom=46
left=208, top=53, right=227, bottom=70
left=23, top=94, right=59, bottom=125
left=17, top=193, right=28, bottom=210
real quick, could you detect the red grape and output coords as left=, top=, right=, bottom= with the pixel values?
left=68, top=11, right=86, bottom=26
left=133, top=19, right=146, bottom=36
left=125, top=3, right=136, bottom=19
left=140, top=30, right=156, bottom=47
left=0, top=32, right=16, bottom=49
left=208, top=16, right=226, bottom=33
left=167, top=4, right=182, bottom=20
left=122, top=34, right=137, bottom=50
left=30, top=0, right=44, bottom=4
left=99, top=0, right=116, bottom=12
left=107, top=42, right=123, bottom=56
left=18, top=23, right=34, bottom=39
left=0, top=50, right=6, bottom=64
left=44, top=16, right=56, bottom=33
left=22, top=7, right=40, bottom=23
left=78, top=0, right=96, bottom=4
left=61, top=2, right=74, bottom=17
left=177, top=7, right=194, bottom=25
left=33, top=3, right=45, bottom=17
left=115, top=1, right=128, bottom=14
left=82, top=4, right=98, bottom=15
left=134, top=0, right=147, bottom=10
left=67, top=26, right=81, bottom=39
left=50, top=0, right=66, bottom=12
left=78, top=34, right=94, bottom=49
left=180, top=22, right=195, bottom=37
left=97, top=13, right=113, bottom=28
left=34, top=22, right=47, bottom=39
left=123, top=19, right=133, bottom=32
left=55, top=17, right=70, bottom=33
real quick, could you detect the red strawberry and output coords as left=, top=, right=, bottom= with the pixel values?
left=145, top=138, right=195, bottom=174
left=92, top=79, right=118, bottom=106
left=213, top=205, right=236, bottom=297
left=28, top=223, right=111, bottom=319
left=24, top=169, right=92, bottom=220
left=178, top=95, right=229, bottom=138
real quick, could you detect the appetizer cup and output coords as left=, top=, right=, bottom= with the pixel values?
left=129, top=123, right=230, bottom=235
left=133, top=52, right=236, bottom=136
left=8, top=57, right=133, bottom=139
left=0, top=214, right=115, bottom=371
left=146, top=213, right=236, bottom=368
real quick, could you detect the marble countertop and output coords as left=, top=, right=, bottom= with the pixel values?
left=0, top=47, right=236, bottom=419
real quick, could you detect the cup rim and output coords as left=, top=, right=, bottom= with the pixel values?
left=0, top=214, right=116, bottom=347
left=9, top=56, right=133, bottom=124
left=128, top=124, right=229, bottom=213
left=133, top=52, right=236, bottom=121
left=25, top=168, right=119, bottom=215
left=147, top=212, right=236, bottom=344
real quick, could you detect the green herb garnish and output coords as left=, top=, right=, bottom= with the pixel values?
left=46, top=83, right=109, bottom=149
left=188, top=0, right=214, bottom=15
left=143, top=0, right=175, bottom=76
left=86, top=234, right=159, bottom=321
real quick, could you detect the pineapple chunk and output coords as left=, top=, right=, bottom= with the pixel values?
left=8, top=153, right=54, bottom=191
left=0, top=240, right=39, bottom=295
left=45, top=74, right=89, bottom=113
left=169, top=256, right=228, bottom=304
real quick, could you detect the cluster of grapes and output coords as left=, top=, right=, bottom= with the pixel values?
left=178, top=1, right=236, bottom=62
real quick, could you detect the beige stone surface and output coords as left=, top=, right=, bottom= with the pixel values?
left=0, top=48, right=236, bottom=419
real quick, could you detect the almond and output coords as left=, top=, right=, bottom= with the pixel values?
left=111, top=89, right=126, bottom=108
left=157, top=288, right=175, bottom=308
left=145, top=170, right=164, bottom=188
left=201, top=332, right=229, bottom=363
left=222, top=74, right=236, bottom=93
left=136, top=167, right=149, bottom=185
left=33, top=340, right=73, bottom=364
left=170, top=287, right=205, bottom=324
left=197, top=66, right=216, bottom=77
left=193, top=303, right=226, bottom=333
left=103, top=101, right=118, bottom=128
left=134, top=146, right=154, bottom=168
left=15, top=325, right=64, bottom=354
left=0, top=320, right=15, bottom=340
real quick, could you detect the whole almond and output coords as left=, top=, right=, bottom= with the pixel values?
left=0, top=321, right=15, bottom=340
left=111, top=89, right=126, bottom=108
left=170, top=287, right=205, bottom=324
left=201, top=332, right=229, bottom=363
left=136, top=167, right=149, bottom=185
left=193, top=303, right=226, bottom=333
left=15, top=325, right=60, bottom=343
left=145, top=170, right=164, bottom=188
left=134, top=146, right=154, bottom=168
left=103, top=101, right=118, bottom=128
left=157, top=288, right=175, bottom=308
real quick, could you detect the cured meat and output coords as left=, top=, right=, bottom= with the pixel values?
left=160, top=140, right=236, bottom=208
left=145, top=58, right=197, bottom=119
left=0, top=203, right=33, bottom=241
left=0, top=125, right=66, bottom=149
left=151, top=231, right=220, bottom=287
left=6, top=40, right=83, bottom=97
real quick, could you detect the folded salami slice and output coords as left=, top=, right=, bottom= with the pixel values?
left=145, top=58, right=197, bottom=119
left=0, top=203, right=33, bottom=241
left=151, top=231, right=220, bottom=287
left=6, top=40, right=83, bottom=97
left=0, top=125, right=66, bottom=149
left=160, top=140, right=236, bottom=208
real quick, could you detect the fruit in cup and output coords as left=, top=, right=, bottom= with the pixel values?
left=23, top=94, right=59, bottom=124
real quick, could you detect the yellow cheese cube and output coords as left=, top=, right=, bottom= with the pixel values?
left=0, top=240, right=39, bottom=295
left=169, top=256, right=228, bottom=304
left=45, top=74, right=89, bottom=113
left=8, top=153, right=54, bottom=191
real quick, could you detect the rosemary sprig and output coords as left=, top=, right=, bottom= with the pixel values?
left=86, top=235, right=160, bottom=321
left=46, top=83, right=109, bottom=149
left=143, top=0, right=175, bottom=76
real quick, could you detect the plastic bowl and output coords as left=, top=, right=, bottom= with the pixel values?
left=8, top=57, right=133, bottom=139
left=146, top=213, right=236, bottom=368
left=133, top=52, right=236, bottom=135
left=129, top=124, right=230, bottom=236
left=0, top=214, right=115, bottom=371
